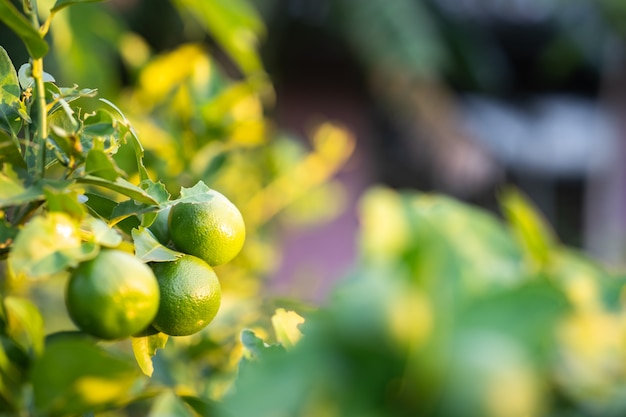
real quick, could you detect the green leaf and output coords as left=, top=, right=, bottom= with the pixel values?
left=83, top=192, right=115, bottom=218
left=110, top=200, right=156, bottom=224
left=7, top=213, right=97, bottom=279
left=32, top=337, right=142, bottom=416
left=359, top=188, right=525, bottom=297
left=0, top=166, right=25, bottom=200
left=124, top=124, right=150, bottom=182
left=18, top=63, right=55, bottom=89
left=0, top=167, right=46, bottom=208
left=500, top=188, right=557, bottom=269
left=48, top=85, right=98, bottom=115
left=142, top=179, right=171, bottom=205
left=240, top=329, right=265, bottom=358
left=0, top=336, right=27, bottom=412
left=0, top=46, right=23, bottom=136
left=43, top=186, right=86, bottom=219
left=109, top=181, right=170, bottom=226
left=82, top=216, right=122, bottom=247
left=139, top=180, right=171, bottom=227
left=51, top=0, right=107, bottom=13
left=82, top=110, right=115, bottom=137
left=85, top=149, right=122, bottom=181
left=0, top=3, right=48, bottom=59
left=179, top=395, right=219, bottom=416
left=132, top=227, right=182, bottom=263
left=271, top=308, right=304, bottom=350
left=457, top=280, right=570, bottom=364
left=100, top=98, right=150, bottom=181
left=148, top=391, right=195, bottom=417
left=0, top=216, right=18, bottom=254
left=240, top=329, right=284, bottom=361
left=174, top=180, right=216, bottom=204
left=131, top=328, right=168, bottom=377
left=76, top=175, right=160, bottom=205
left=83, top=192, right=141, bottom=235
left=4, top=297, right=44, bottom=357
left=172, top=0, right=265, bottom=76
left=0, top=127, right=26, bottom=174
left=147, top=206, right=171, bottom=243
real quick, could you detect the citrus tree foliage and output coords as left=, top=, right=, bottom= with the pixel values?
left=3, top=1, right=626, bottom=417
left=0, top=0, right=353, bottom=415
left=221, top=187, right=626, bottom=417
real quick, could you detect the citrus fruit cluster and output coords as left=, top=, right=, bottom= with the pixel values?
left=64, top=189, right=245, bottom=339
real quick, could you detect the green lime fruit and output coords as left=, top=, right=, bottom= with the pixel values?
left=150, top=254, right=221, bottom=336
left=65, top=249, right=160, bottom=340
left=168, top=189, right=245, bottom=266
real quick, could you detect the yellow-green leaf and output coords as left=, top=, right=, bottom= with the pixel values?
left=271, top=308, right=304, bottom=350
left=500, top=188, right=557, bottom=269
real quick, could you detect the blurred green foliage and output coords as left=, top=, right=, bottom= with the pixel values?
left=220, top=187, right=626, bottom=417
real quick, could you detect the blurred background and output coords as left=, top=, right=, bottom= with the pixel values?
left=257, top=0, right=626, bottom=276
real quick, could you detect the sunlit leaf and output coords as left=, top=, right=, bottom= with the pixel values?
left=141, top=180, right=171, bottom=205
left=0, top=46, right=23, bottom=136
left=131, top=328, right=168, bottom=377
left=132, top=227, right=182, bottom=263
left=174, top=180, right=215, bottom=204
left=148, top=391, right=195, bottom=417
left=8, top=213, right=97, bottom=279
left=0, top=166, right=25, bottom=201
left=43, top=187, right=85, bottom=219
left=4, top=297, right=44, bottom=357
left=0, top=170, right=56, bottom=208
left=500, top=188, right=557, bottom=270
left=271, top=308, right=304, bottom=350
left=0, top=3, right=48, bottom=59
left=32, top=337, right=142, bottom=416
left=134, top=44, right=211, bottom=108
left=76, top=175, right=159, bottom=205
left=81, top=217, right=122, bottom=247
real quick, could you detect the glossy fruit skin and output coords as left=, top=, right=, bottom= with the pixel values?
left=168, top=190, right=245, bottom=266
left=65, top=250, right=160, bottom=340
left=150, top=254, right=221, bottom=336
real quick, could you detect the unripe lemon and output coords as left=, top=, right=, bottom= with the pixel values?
left=150, top=254, right=221, bottom=336
left=168, top=190, right=245, bottom=266
left=65, top=250, right=160, bottom=340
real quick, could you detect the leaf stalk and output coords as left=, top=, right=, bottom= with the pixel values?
left=27, top=0, right=48, bottom=179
